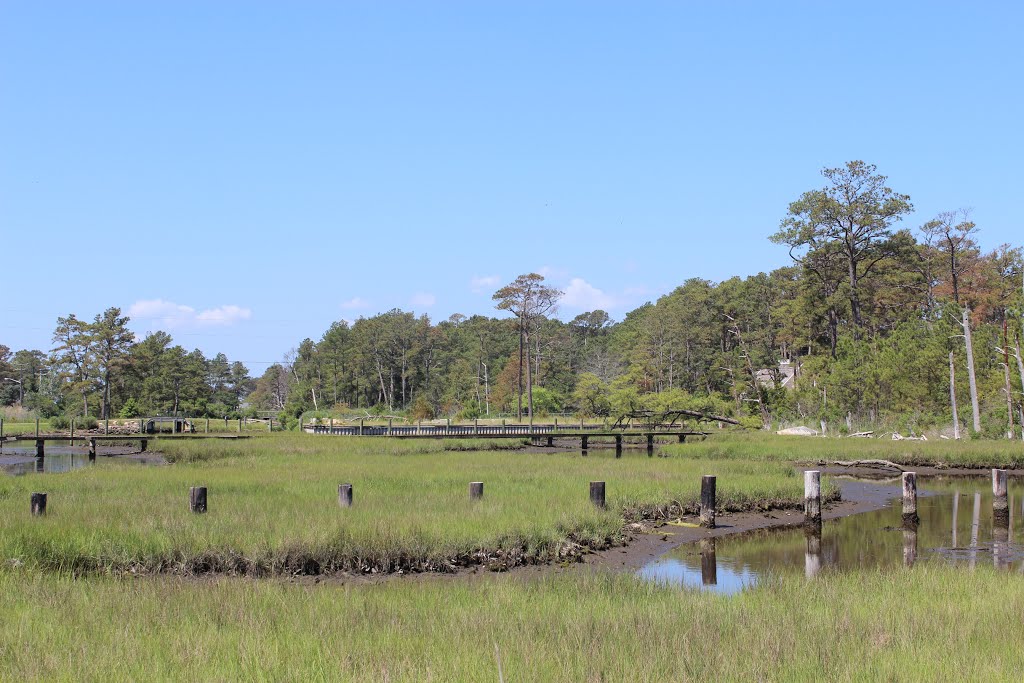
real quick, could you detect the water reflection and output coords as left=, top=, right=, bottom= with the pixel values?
left=2, top=453, right=93, bottom=476
left=638, top=476, right=1024, bottom=594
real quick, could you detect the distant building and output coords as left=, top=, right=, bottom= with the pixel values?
left=755, top=360, right=797, bottom=390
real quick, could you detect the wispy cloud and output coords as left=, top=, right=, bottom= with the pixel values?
left=470, top=275, right=501, bottom=294
left=128, top=299, right=252, bottom=328
left=411, top=292, right=436, bottom=308
left=340, top=297, right=370, bottom=310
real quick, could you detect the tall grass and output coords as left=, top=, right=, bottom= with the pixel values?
left=1, top=565, right=1021, bottom=681
left=0, top=435, right=819, bottom=575
left=662, top=431, right=1024, bottom=467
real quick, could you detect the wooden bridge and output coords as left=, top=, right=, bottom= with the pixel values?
left=308, top=422, right=709, bottom=455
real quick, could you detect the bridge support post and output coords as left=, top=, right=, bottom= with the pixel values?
left=140, top=439, right=148, bottom=453
left=338, top=483, right=353, bottom=508
left=36, top=439, right=44, bottom=459
left=647, top=433, right=654, bottom=457
left=700, top=475, right=716, bottom=528
left=189, top=486, right=207, bottom=514
left=88, top=439, right=97, bottom=462
left=678, top=433, right=686, bottom=443
left=581, top=435, right=588, bottom=450
left=469, top=482, right=484, bottom=500
left=546, top=435, right=553, bottom=447
left=31, top=492, right=47, bottom=516
left=388, top=419, right=393, bottom=436
left=359, top=419, right=365, bottom=436
left=590, top=481, right=606, bottom=509
left=615, top=434, right=622, bottom=457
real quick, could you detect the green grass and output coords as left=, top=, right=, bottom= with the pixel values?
left=661, top=431, right=1024, bottom=467
left=0, top=435, right=820, bottom=575
left=1, top=565, right=1021, bottom=681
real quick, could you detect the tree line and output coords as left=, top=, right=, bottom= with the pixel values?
left=3, top=161, right=1022, bottom=436
left=1, top=311, right=252, bottom=420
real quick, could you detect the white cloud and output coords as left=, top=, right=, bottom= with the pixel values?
left=560, top=278, right=616, bottom=311
left=340, top=297, right=370, bottom=310
left=128, top=299, right=252, bottom=328
left=470, top=275, right=501, bottom=294
left=537, top=265, right=569, bottom=280
left=411, top=292, right=436, bottom=308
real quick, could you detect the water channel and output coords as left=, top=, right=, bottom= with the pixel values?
left=638, top=475, right=1024, bottom=594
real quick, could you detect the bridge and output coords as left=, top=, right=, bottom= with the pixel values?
left=307, top=421, right=709, bottom=455
left=0, top=433, right=251, bottom=460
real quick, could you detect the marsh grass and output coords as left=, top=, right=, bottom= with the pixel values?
left=662, top=431, right=1024, bottom=467
left=1, top=565, right=1021, bottom=681
left=0, top=435, right=818, bottom=575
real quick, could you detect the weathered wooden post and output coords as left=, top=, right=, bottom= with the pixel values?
left=700, top=538, right=717, bottom=585
left=359, top=419, right=365, bottom=436
left=590, top=481, right=606, bottom=508
left=140, top=438, right=148, bottom=452
left=88, top=438, right=97, bottom=462
left=70, top=418, right=75, bottom=445
left=30, top=492, right=47, bottom=516
left=647, top=433, right=654, bottom=456
left=699, top=475, right=716, bottom=528
left=268, top=417, right=273, bottom=432
left=546, top=435, right=554, bottom=447
left=469, top=481, right=484, bottom=500
left=206, top=418, right=210, bottom=433
left=329, top=417, right=334, bottom=433
left=189, top=486, right=208, bottom=513
left=388, top=418, right=394, bottom=436
left=902, top=472, right=919, bottom=527
left=993, top=469, right=1009, bottom=527
left=804, top=470, right=822, bottom=526
left=501, top=418, right=506, bottom=434
left=238, top=418, right=242, bottom=433
left=35, top=439, right=44, bottom=458
left=473, top=419, right=478, bottom=436
left=0, top=417, right=4, bottom=440
left=104, top=419, right=109, bottom=435
left=338, top=483, right=353, bottom=508
left=35, top=418, right=40, bottom=437
left=298, top=417, right=303, bottom=433
left=678, top=433, right=686, bottom=443
left=139, top=418, right=144, bottom=434
left=581, top=435, right=588, bottom=450
left=615, top=434, right=622, bottom=457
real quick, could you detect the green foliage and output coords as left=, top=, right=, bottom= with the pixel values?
left=118, top=397, right=141, bottom=418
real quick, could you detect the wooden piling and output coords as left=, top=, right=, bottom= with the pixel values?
left=140, top=439, right=148, bottom=452
left=189, top=486, right=207, bottom=514
left=993, top=469, right=1009, bottom=527
left=590, top=481, right=606, bottom=508
left=615, top=434, right=622, bottom=457
left=678, top=433, right=686, bottom=443
left=647, top=433, right=654, bottom=456
left=206, top=418, right=210, bottom=433
left=546, top=435, right=554, bottom=447
left=804, top=470, right=822, bottom=526
left=581, top=435, right=588, bottom=450
left=469, top=481, right=484, bottom=500
left=35, top=439, right=44, bottom=458
left=902, top=472, right=919, bottom=527
left=35, top=418, right=40, bottom=437
left=30, top=492, right=47, bottom=516
left=88, top=438, right=97, bottom=462
left=238, top=418, right=242, bottom=433
left=338, top=483, right=353, bottom=508
left=700, top=475, right=716, bottom=528
left=268, top=417, right=273, bottom=432
left=104, top=419, right=109, bottom=435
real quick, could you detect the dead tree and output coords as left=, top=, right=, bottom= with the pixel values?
left=949, top=351, right=961, bottom=440
left=962, top=308, right=982, bottom=434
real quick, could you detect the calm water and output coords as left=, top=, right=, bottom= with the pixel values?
left=638, top=476, right=1024, bottom=594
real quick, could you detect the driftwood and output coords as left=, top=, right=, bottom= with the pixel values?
left=848, top=431, right=875, bottom=438
left=820, top=459, right=908, bottom=472
left=892, top=433, right=927, bottom=441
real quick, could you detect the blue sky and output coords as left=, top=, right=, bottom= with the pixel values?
left=2, top=1, right=1021, bottom=372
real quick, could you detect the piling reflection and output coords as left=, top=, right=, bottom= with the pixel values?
left=638, top=476, right=1024, bottom=594
left=700, top=539, right=717, bottom=585
left=903, top=527, right=917, bottom=567
left=804, top=526, right=822, bottom=578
